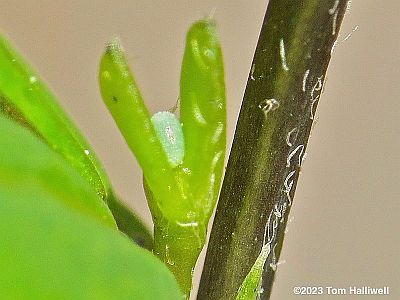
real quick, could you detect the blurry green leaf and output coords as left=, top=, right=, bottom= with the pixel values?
left=0, top=34, right=107, bottom=199
left=0, top=34, right=152, bottom=247
left=0, top=185, right=182, bottom=299
left=0, top=115, right=116, bottom=228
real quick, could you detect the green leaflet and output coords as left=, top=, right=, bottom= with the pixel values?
left=0, top=34, right=152, bottom=248
left=0, top=115, right=116, bottom=228
left=180, top=19, right=226, bottom=216
left=99, top=39, right=192, bottom=222
left=99, top=19, right=226, bottom=298
left=236, top=244, right=271, bottom=300
left=0, top=185, right=182, bottom=299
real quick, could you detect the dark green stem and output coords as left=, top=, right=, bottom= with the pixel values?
left=106, top=191, right=153, bottom=250
left=198, top=1, right=348, bottom=299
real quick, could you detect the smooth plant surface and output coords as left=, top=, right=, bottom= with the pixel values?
left=98, top=19, right=226, bottom=297
left=0, top=35, right=108, bottom=199
left=0, top=115, right=116, bottom=229
left=0, top=115, right=182, bottom=299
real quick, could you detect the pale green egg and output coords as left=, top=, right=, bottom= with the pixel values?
left=151, top=111, right=184, bottom=168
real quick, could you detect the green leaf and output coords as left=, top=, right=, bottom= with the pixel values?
left=0, top=185, right=182, bottom=299
left=99, top=39, right=191, bottom=222
left=0, top=34, right=153, bottom=248
left=180, top=19, right=226, bottom=216
left=0, top=34, right=108, bottom=199
left=236, top=244, right=271, bottom=300
left=0, top=115, right=116, bottom=228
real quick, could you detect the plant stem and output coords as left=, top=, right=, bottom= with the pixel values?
left=154, top=222, right=206, bottom=298
left=106, top=192, right=153, bottom=250
left=144, top=179, right=206, bottom=298
left=198, top=1, right=349, bottom=299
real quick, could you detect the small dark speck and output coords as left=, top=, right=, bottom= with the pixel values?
left=112, top=96, right=118, bottom=102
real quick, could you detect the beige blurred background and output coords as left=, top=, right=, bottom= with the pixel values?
left=1, top=1, right=398, bottom=299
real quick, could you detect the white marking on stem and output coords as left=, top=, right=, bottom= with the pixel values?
left=270, top=243, right=278, bottom=271
left=284, top=171, right=295, bottom=193
left=273, top=204, right=282, bottom=218
left=310, top=95, right=320, bottom=120
left=265, top=211, right=273, bottom=244
left=286, top=127, right=298, bottom=147
left=259, top=99, right=280, bottom=115
left=329, top=0, right=340, bottom=15
left=281, top=202, right=287, bottom=223
left=329, top=0, right=340, bottom=35
left=331, top=38, right=339, bottom=54
left=311, top=76, right=323, bottom=98
left=284, top=170, right=296, bottom=206
left=302, top=69, right=310, bottom=92
left=250, top=63, right=256, bottom=81
left=176, top=221, right=199, bottom=227
left=286, top=144, right=304, bottom=167
left=332, top=10, right=339, bottom=35
left=279, top=38, right=289, bottom=71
